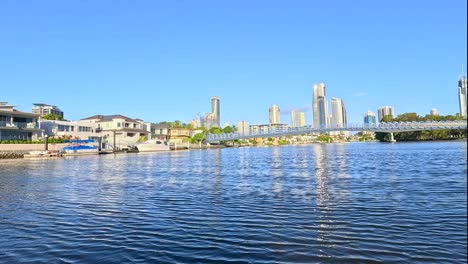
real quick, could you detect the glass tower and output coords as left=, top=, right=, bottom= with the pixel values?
left=364, top=111, right=377, bottom=125
left=269, top=105, right=280, bottom=124
left=313, top=83, right=329, bottom=128
left=211, top=96, right=220, bottom=127
left=378, top=106, right=394, bottom=122
left=331, top=97, right=346, bottom=128
left=459, top=75, right=467, bottom=117
left=291, top=110, right=305, bottom=127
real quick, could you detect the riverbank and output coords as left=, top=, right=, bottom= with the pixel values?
left=0, top=143, right=229, bottom=160
left=0, top=151, right=25, bottom=159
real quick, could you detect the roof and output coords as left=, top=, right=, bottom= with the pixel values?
left=100, top=128, right=149, bottom=133
left=33, top=103, right=58, bottom=108
left=152, top=124, right=170, bottom=129
left=81, top=114, right=139, bottom=122
left=0, top=109, right=39, bottom=118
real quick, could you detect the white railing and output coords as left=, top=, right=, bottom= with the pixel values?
left=205, top=120, right=467, bottom=142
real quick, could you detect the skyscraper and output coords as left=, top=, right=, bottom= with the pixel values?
left=313, top=83, right=329, bottom=128
left=237, top=120, right=250, bottom=135
left=430, top=108, right=439, bottom=116
left=364, top=111, right=377, bottom=125
left=201, top=112, right=216, bottom=129
left=211, top=96, right=220, bottom=127
left=341, top=100, right=347, bottom=126
left=378, top=106, right=394, bottom=122
left=269, top=105, right=280, bottom=124
left=291, top=110, right=306, bottom=127
left=330, top=97, right=346, bottom=128
left=458, top=75, right=467, bottom=117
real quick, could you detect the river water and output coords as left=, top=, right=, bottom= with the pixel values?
left=0, top=142, right=466, bottom=263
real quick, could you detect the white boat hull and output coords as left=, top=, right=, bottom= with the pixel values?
left=136, top=140, right=170, bottom=152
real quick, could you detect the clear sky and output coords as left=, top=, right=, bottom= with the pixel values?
left=0, top=0, right=466, bottom=126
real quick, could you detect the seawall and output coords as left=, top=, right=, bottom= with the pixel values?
left=0, top=144, right=68, bottom=159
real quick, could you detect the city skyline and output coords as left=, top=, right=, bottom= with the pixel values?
left=3, top=78, right=466, bottom=129
left=0, top=1, right=466, bottom=126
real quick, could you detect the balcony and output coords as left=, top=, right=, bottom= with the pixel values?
left=0, top=121, right=39, bottom=129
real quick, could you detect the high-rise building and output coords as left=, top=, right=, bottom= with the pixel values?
left=458, top=75, right=467, bottom=117
left=211, top=96, right=220, bottom=127
left=189, top=118, right=199, bottom=128
left=330, top=98, right=346, bottom=128
left=430, top=108, right=439, bottom=116
left=32, top=103, right=64, bottom=119
left=237, top=120, right=250, bottom=135
left=201, top=112, right=217, bottom=129
left=378, top=106, right=394, bottom=122
left=291, top=110, right=306, bottom=127
left=364, top=111, right=377, bottom=125
left=313, top=83, right=329, bottom=128
left=269, top=105, right=280, bottom=124
left=341, top=101, right=347, bottom=126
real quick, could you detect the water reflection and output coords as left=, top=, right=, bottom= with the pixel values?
left=313, top=144, right=330, bottom=208
left=271, top=147, right=283, bottom=196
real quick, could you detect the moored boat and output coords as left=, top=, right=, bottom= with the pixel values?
left=61, top=139, right=99, bottom=156
left=24, top=150, right=62, bottom=158
left=135, top=139, right=170, bottom=152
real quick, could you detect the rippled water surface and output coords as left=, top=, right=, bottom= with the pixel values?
left=0, top=142, right=466, bottom=263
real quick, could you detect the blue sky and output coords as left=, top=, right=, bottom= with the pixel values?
left=0, top=0, right=466, bottom=126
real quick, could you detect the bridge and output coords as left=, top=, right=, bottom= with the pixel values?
left=205, top=120, right=467, bottom=143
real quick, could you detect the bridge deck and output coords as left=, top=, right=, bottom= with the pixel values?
left=206, top=120, right=467, bottom=142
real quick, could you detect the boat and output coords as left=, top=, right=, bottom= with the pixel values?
left=24, top=150, right=62, bottom=158
left=135, top=139, right=170, bottom=152
left=61, top=139, right=99, bottom=156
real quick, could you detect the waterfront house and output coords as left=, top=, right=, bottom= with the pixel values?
left=40, top=120, right=101, bottom=141
left=168, top=127, right=191, bottom=144
left=0, top=102, right=42, bottom=141
left=144, top=123, right=170, bottom=140
left=80, top=115, right=149, bottom=149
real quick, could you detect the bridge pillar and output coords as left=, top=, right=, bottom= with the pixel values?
left=389, top=132, right=396, bottom=143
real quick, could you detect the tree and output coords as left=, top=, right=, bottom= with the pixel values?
left=359, top=133, right=373, bottom=141
left=393, top=112, right=420, bottom=122
left=381, top=115, right=394, bottom=122
left=173, top=120, right=182, bottom=128
left=249, top=139, right=258, bottom=145
left=209, top=127, right=223, bottom=134
left=190, top=132, right=205, bottom=143
left=317, top=134, right=333, bottom=143
left=222, top=126, right=236, bottom=133
left=42, top=114, right=64, bottom=121
left=374, top=132, right=387, bottom=142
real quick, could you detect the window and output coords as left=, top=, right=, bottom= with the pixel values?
left=58, top=125, right=70, bottom=132
left=78, top=126, right=92, bottom=132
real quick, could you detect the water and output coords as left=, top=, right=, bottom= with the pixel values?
left=0, top=142, right=466, bottom=263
